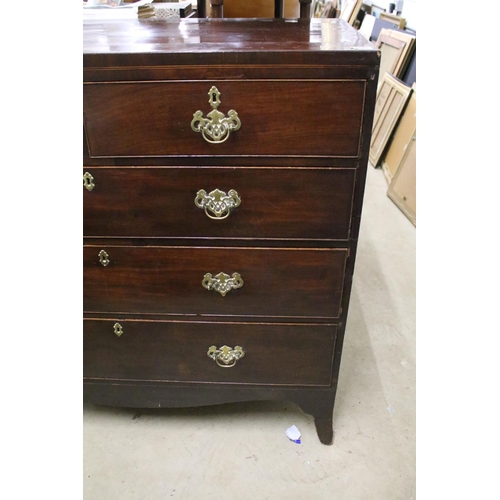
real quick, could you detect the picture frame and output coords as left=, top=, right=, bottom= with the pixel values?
left=340, top=0, right=356, bottom=21
left=359, top=13, right=376, bottom=40
left=379, top=28, right=416, bottom=79
left=379, top=12, right=406, bottom=29
left=312, top=0, right=327, bottom=18
left=339, top=0, right=363, bottom=24
left=376, top=33, right=406, bottom=87
left=381, top=87, right=416, bottom=184
left=370, top=73, right=413, bottom=167
left=387, top=131, right=416, bottom=226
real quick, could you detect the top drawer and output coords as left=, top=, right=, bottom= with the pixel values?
left=83, top=80, right=365, bottom=159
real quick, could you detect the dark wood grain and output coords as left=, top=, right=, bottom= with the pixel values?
left=295, top=389, right=336, bottom=444
left=84, top=154, right=361, bottom=168
left=83, top=246, right=347, bottom=318
left=83, top=237, right=346, bottom=250
left=83, top=381, right=337, bottom=444
left=83, top=19, right=379, bottom=59
left=84, top=319, right=336, bottom=386
left=83, top=80, right=365, bottom=158
left=323, top=35, right=381, bottom=436
left=83, top=167, right=355, bottom=240
left=84, top=64, right=375, bottom=85
left=84, top=310, right=337, bottom=324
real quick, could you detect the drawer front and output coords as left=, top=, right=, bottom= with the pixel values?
left=83, top=80, right=365, bottom=158
left=83, top=319, right=336, bottom=386
left=83, top=246, right=347, bottom=319
left=83, top=167, right=355, bottom=240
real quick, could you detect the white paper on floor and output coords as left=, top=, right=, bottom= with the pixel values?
left=285, top=425, right=301, bottom=444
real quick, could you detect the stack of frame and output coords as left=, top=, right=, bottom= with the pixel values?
left=376, top=28, right=416, bottom=88
left=370, top=78, right=416, bottom=226
left=367, top=26, right=416, bottom=226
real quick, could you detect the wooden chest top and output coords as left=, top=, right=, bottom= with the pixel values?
left=83, top=18, right=378, bottom=63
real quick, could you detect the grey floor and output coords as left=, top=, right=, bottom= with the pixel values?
left=83, top=165, right=416, bottom=500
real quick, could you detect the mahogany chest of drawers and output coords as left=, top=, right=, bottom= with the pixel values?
left=83, top=18, right=379, bottom=445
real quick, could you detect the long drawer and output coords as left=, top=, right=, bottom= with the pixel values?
left=83, top=246, right=348, bottom=319
left=83, top=319, right=337, bottom=386
left=83, top=80, right=365, bottom=158
left=83, top=167, right=356, bottom=240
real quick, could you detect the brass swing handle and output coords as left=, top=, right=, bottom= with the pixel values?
left=195, top=188, right=241, bottom=219
left=207, top=345, right=245, bottom=368
left=191, top=86, right=241, bottom=144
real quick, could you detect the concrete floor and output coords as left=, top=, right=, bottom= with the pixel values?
left=83, top=165, right=416, bottom=500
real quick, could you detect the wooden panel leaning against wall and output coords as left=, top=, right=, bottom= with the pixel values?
left=369, top=73, right=412, bottom=168
left=376, top=33, right=406, bottom=90
left=382, top=85, right=416, bottom=184
left=376, top=28, right=416, bottom=87
left=358, top=17, right=416, bottom=87
left=387, top=130, right=416, bottom=226
left=379, top=28, right=416, bottom=80
left=385, top=83, right=416, bottom=226
left=339, top=0, right=363, bottom=25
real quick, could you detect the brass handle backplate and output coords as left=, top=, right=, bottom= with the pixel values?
left=207, top=345, right=245, bottom=368
left=83, top=172, right=95, bottom=191
left=191, top=86, right=241, bottom=144
left=195, top=188, right=241, bottom=219
left=202, top=272, right=243, bottom=297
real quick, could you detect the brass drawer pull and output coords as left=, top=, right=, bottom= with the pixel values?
left=191, top=86, right=241, bottom=144
left=113, top=323, right=123, bottom=337
left=98, top=249, right=110, bottom=267
left=202, top=272, right=243, bottom=296
left=195, top=188, right=241, bottom=219
left=83, top=172, right=95, bottom=191
left=207, top=345, right=245, bottom=368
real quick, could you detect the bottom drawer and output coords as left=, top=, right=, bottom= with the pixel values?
left=83, top=319, right=337, bottom=387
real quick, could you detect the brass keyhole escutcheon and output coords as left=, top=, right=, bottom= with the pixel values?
left=113, top=323, right=123, bottom=337
left=98, top=250, right=110, bottom=267
left=83, top=172, right=95, bottom=191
